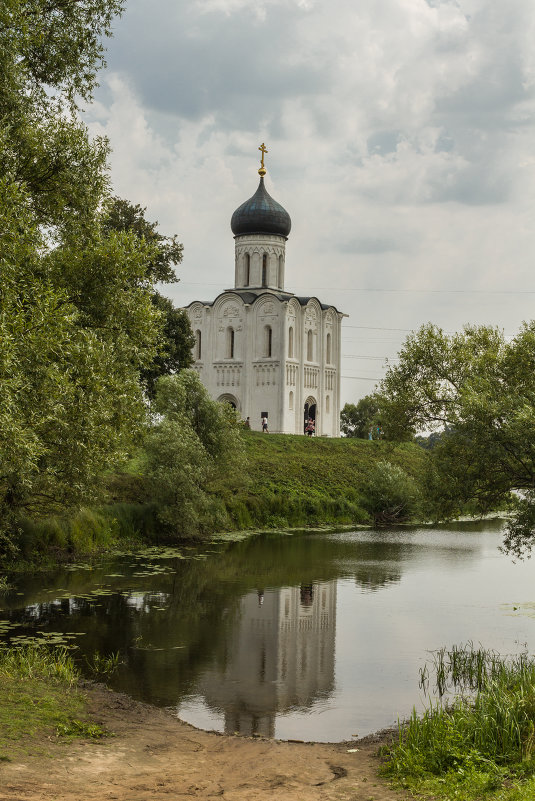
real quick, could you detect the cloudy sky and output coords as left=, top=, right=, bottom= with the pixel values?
left=85, top=0, right=535, bottom=404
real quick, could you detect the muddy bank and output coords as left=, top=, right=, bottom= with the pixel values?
left=0, top=682, right=408, bottom=801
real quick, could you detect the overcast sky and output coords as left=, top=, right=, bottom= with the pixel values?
left=85, top=0, right=535, bottom=405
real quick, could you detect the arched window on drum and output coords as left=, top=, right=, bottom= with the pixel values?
left=264, top=325, right=273, bottom=358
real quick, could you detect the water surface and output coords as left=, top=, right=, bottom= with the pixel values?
left=1, top=520, right=534, bottom=741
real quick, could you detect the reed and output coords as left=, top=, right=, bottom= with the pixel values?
left=383, top=645, right=535, bottom=799
left=0, top=644, right=79, bottom=686
left=85, top=650, right=122, bottom=677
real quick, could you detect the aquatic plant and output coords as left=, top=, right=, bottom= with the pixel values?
left=0, top=644, right=79, bottom=686
left=85, top=650, right=122, bottom=677
left=383, top=644, right=535, bottom=799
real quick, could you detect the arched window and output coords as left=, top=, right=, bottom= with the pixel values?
left=326, top=332, right=332, bottom=364
left=245, top=253, right=250, bottom=286
left=264, top=325, right=272, bottom=357
left=326, top=395, right=330, bottom=414
left=227, top=327, right=235, bottom=359
left=262, top=253, right=267, bottom=287
left=307, top=329, right=313, bottom=361
left=288, top=326, right=294, bottom=358
left=195, top=329, right=202, bottom=361
left=278, top=254, right=283, bottom=288
left=289, top=391, right=294, bottom=410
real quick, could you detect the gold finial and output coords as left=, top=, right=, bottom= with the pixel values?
left=258, top=142, right=268, bottom=176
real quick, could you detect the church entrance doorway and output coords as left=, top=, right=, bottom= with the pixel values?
left=217, top=393, right=240, bottom=411
left=304, top=397, right=317, bottom=435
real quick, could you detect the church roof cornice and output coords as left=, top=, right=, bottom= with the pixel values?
left=187, top=288, right=343, bottom=314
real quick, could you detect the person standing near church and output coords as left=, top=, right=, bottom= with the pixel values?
left=261, top=415, right=269, bottom=433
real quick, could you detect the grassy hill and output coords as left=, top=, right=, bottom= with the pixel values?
left=217, top=431, right=428, bottom=529
left=11, top=433, right=428, bottom=565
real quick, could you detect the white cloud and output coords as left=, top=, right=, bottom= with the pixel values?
left=88, top=0, right=535, bottom=403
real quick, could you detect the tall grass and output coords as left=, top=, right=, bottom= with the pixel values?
left=0, top=645, right=79, bottom=686
left=13, top=504, right=156, bottom=564
left=383, top=645, right=535, bottom=796
left=0, top=645, right=108, bottom=751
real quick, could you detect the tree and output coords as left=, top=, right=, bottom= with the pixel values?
left=101, top=198, right=195, bottom=397
left=341, top=395, right=380, bottom=438
left=101, top=197, right=184, bottom=284
left=144, top=372, right=245, bottom=537
left=1, top=0, right=124, bottom=232
left=377, top=322, right=535, bottom=556
left=0, top=1, right=169, bottom=555
left=141, top=293, right=195, bottom=399
left=362, top=461, right=421, bottom=526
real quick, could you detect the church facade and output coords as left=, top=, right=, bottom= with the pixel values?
left=186, top=147, right=344, bottom=436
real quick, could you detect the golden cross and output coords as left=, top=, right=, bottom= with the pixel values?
left=258, top=142, right=268, bottom=169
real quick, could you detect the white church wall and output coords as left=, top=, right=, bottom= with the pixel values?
left=186, top=167, right=344, bottom=437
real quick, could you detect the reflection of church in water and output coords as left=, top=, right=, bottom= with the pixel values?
left=197, top=582, right=337, bottom=737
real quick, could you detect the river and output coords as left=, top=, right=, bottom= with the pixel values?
left=1, top=519, right=534, bottom=741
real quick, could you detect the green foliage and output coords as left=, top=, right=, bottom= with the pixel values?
left=56, top=719, right=109, bottom=739
left=84, top=650, right=122, bottom=677
left=1, top=0, right=124, bottom=108
left=0, top=645, right=78, bottom=685
left=101, top=197, right=183, bottom=284
left=382, top=646, right=535, bottom=800
left=378, top=322, right=535, bottom=554
left=5, top=434, right=429, bottom=562
left=341, top=395, right=380, bottom=438
left=144, top=371, right=245, bottom=537
left=0, top=645, right=106, bottom=758
left=141, top=293, right=195, bottom=400
left=15, top=506, right=142, bottom=563
left=100, top=198, right=195, bottom=398
left=362, top=460, right=421, bottom=525
left=0, top=1, right=173, bottom=556
left=220, top=433, right=428, bottom=531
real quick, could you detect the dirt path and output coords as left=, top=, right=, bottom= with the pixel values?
left=0, top=684, right=408, bottom=801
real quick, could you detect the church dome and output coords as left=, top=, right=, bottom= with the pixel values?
left=231, top=177, right=291, bottom=238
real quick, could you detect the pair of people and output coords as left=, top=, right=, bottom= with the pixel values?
left=305, top=418, right=315, bottom=436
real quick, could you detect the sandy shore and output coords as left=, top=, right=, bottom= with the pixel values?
left=0, top=683, right=409, bottom=801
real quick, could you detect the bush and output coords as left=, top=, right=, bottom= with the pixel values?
left=362, top=460, right=421, bottom=525
left=143, top=372, right=245, bottom=538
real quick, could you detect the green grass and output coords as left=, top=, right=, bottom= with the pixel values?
left=0, top=645, right=109, bottom=760
left=382, top=645, right=535, bottom=800
left=4, top=433, right=429, bottom=565
left=219, top=432, right=428, bottom=530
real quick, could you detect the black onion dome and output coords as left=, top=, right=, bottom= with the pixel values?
left=231, top=177, right=291, bottom=238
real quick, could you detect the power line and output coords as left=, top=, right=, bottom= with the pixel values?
left=341, top=375, right=382, bottom=381
left=344, top=354, right=399, bottom=360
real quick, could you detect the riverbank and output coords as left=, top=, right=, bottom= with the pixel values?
left=4, top=433, right=428, bottom=569
left=0, top=677, right=405, bottom=801
left=3, top=674, right=535, bottom=801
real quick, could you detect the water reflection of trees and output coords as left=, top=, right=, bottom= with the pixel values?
left=3, top=530, right=484, bottom=710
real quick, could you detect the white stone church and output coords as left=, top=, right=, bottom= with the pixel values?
left=186, top=147, right=345, bottom=436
